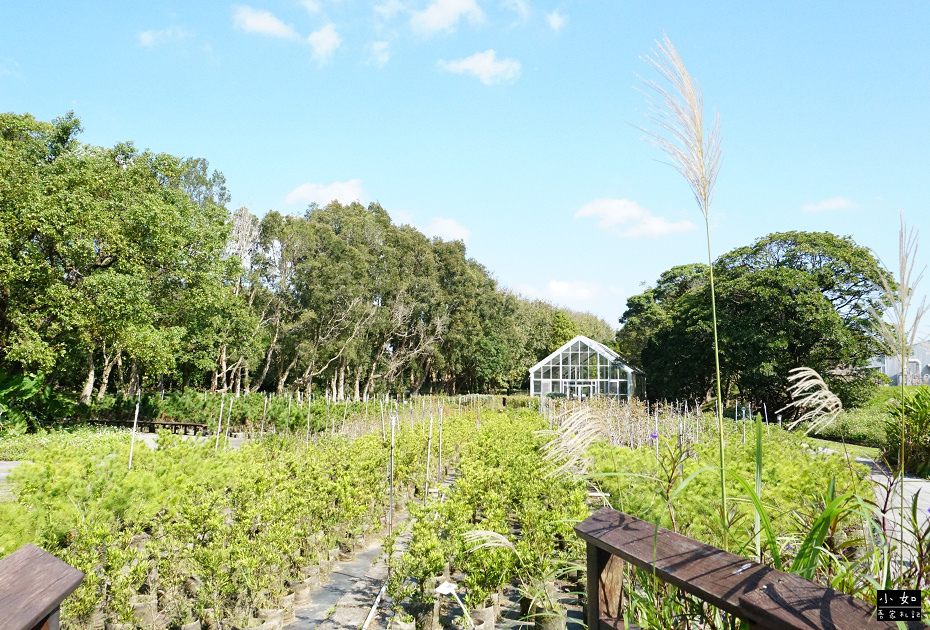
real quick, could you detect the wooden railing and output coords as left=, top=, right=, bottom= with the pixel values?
left=0, top=544, right=84, bottom=630
left=575, top=507, right=926, bottom=629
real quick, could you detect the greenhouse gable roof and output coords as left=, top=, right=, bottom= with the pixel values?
left=528, top=335, right=641, bottom=374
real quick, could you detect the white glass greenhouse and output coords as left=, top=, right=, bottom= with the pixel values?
left=529, top=335, right=644, bottom=400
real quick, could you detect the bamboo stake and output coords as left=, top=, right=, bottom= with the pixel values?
left=224, top=396, right=234, bottom=446
left=286, top=392, right=292, bottom=435
left=424, top=411, right=434, bottom=506
left=389, top=411, right=396, bottom=535
left=215, top=391, right=226, bottom=452
left=306, top=396, right=313, bottom=442
left=437, top=405, right=443, bottom=483
left=128, top=395, right=141, bottom=471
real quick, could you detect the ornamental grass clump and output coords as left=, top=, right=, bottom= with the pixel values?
left=869, top=215, right=927, bottom=560
left=777, top=367, right=843, bottom=435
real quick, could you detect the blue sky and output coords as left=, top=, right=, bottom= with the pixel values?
left=2, top=1, right=929, bottom=330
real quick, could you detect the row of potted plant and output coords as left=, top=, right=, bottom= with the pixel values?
left=387, top=409, right=589, bottom=630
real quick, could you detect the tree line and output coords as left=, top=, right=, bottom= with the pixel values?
left=0, top=112, right=614, bottom=404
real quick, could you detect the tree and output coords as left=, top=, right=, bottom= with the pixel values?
left=548, top=311, right=578, bottom=353
left=624, top=232, right=887, bottom=411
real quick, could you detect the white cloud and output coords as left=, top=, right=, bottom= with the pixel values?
left=233, top=6, right=299, bottom=39
left=502, top=0, right=529, bottom=20
left=301, top=0, right=322, bottom=13
left=375, top=0, right=406, bottom=20
left=575, top=198, right=696, bottom=237
left=137, top=27, right=191, bottom=47
left=424, top=217, right=471, bottom=243
left=545, top=9, right=566, bottom=32
left=367, top=41, right=390, bottom=67
left=802, top=197, right=857, bottom=212
left=439, top=50, right=521, bottom=85
left=308, top=24, right=341, bottom=63
left=546, top=280, right=604, bottom=302
left=286, top=179, right=365, bottom=205
left=411, top=0, right=483, bottom=34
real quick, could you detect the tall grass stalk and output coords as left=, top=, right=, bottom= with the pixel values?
left=870, top=215, right=927, bottom=564
left=640, top=34, right=726, bottom=541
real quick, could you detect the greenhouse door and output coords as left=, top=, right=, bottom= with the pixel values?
left=570, top=384, right=592, bottom=399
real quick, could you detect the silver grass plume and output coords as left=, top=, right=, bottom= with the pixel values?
left=462, top=530, right=516, bottom=553
left=639, top=32, right=728, bottom=538
left=869, top=215, right=927, bottom=382
left=777, top=367, right=843, bottom=434
left=536, top=406, right=611, bottom=478
left=639, top=34, right=722, bottom=221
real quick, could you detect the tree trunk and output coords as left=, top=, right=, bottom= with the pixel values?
left=127, top=361, right=140, bottom=398
left=96, top=349, right=120, bottom=402
left=338, top=364, right=345, bottom=401
left=255, top=321, right=279, bottom=393
left=353, top=370, right=360, bottom=401
left=80, top=347, right=95, bottom=405
left=278, top=352, right=300, bottom=395
left=218, top=344, right=228, bottom=392
left=411, top=356, right=431, bottom=395
left=363, top=349, right=385, bottom=401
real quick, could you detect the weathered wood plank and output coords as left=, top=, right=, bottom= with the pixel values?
left=574, top=507, right=927, bottom=630
left=0, top=543, right=84, bottom=630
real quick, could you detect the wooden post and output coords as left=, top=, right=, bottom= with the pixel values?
left=586, top=542, right=624, bottom=629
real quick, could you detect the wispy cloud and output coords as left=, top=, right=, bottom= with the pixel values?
left=301, top=0, right=322, bottom=13
left=519, top=280, right=610, bottom=304
left=424, top=217, right=471, bottom=243
left=286, top=179, right=365, bottom=205
left=546, top=9, right=566, bottom=32
left=233, top=5, right=299, bottom=39
left=575, top=198, right=696, bottom=237
left=411, top=0, right=483, bottom=34
left=802, top=196, right=857, bottom=212
left=0, top=57, right=19, bottom=77
left=375, top=0, right=406, bottom=21
left=439, top=50, right=521, bottom=85
left=367, top=41, right=391, bottom=67
left=137, top=26, right=192, bottom=47
left=502, top=0, right=529, bottom=20
left=308, top=24, right=341, bottom=64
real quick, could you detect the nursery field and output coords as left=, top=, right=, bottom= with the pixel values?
left=0, top=398, right=924, bottom=629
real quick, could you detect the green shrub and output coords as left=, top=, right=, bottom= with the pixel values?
left=884, top=385, right=930, bottom=476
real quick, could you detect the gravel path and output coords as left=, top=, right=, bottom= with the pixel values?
left=0, top=460, right=23, bottom=501
left=858, top=456, right=930, bottom=562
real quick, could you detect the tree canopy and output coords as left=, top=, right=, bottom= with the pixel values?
left=617, top=232, right=889, bottom=410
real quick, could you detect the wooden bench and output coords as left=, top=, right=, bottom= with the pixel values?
left=0, top=543, right=84, bottom=630
left=575, top=507, right=927, bottom=629
left=82, top=418, right=207, bottom=435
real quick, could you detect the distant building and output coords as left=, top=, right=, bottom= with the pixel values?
left=869, top=340, right=930, bottom=385
left=528, top=335, right=644, bottom=400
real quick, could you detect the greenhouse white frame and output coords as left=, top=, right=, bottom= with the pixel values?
left=528, top=335, right=644, bottom=400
